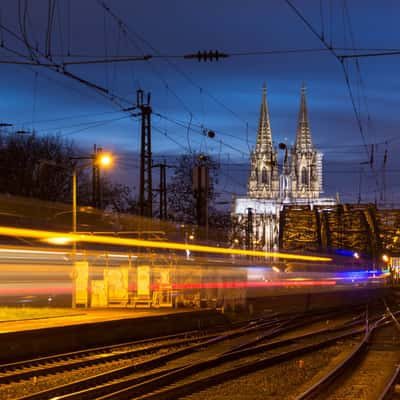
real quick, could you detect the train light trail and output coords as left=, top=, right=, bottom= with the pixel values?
left=152, top=280, right=337, bottom=290
left=0, top=226, right=333, bottom=262
left=43, top=237, right=74, bottom=245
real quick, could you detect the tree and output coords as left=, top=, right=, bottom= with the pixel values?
left=167, top=152, right=219, bottom=224
left=0, top=132, right=80, bottom=202
left=101, top=180, right=138, bottom=213
left=0, top=131, right=135, bottom=212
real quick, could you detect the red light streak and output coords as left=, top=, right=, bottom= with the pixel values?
left=0, top=280, right=336, bottom=297
left=151, top=280, right=336, bottom=290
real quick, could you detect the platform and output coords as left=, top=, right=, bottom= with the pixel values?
left=0, top=308, right=203, bottom=334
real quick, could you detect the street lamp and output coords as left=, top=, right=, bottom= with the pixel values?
left=98, top=153, right=113, bottom=167
left=71, top=152, right=113, bottom=308
left=72, top=152, right=114, bottom=247
left=38, top=152, right=114, bottom=308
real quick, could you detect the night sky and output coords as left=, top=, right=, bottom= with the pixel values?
left=0, top=1, right=399, bottom=205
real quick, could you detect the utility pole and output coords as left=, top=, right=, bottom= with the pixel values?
left=152, top=161, right=169, bottom=220
left=137, top=89, right=153, bottom=218
left=92, top=144, right=102, bottom=209
left=246, top=207, right=253, bottom=250
left=193, top=163, right=209, bottom=238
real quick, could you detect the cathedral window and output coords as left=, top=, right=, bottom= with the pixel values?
left=261, top=168, right=269, bottom=185
left=301, top=167, right=308, bottom=186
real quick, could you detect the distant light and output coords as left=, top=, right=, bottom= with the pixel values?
left=188, top=234, right=195, bottom=240
left=97, top=153, right=113, bottom=168
left=335, top=249, right=354, bottom=257
left=353, top=252, right=360, bottom=259
left=272, top=266, right=280, bottom=273
left=382, top=254, right=389, bottom=263
left=43, top=237, right=74, bottom=245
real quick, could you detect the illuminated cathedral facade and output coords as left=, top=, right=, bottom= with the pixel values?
left=232, top=84, right=336, bottom=252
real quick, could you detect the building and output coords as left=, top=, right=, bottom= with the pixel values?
left=232, top=83, right=336, bottom=252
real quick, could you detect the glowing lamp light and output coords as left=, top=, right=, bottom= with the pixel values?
left=382, top=254, right=389, bottom=263
left=188, top=234, right=195, bottom=241
left=353, top=252, right=360, bottom=259
left=97, top=153, right=113, bottom=168
left=43, top=237, right=74, bottom=245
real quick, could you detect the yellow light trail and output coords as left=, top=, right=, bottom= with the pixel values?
left=0, top=226, right=332, bottom=262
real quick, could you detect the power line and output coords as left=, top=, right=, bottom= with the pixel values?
left=24, top=47, right=400, bottom=64
left=154, top=112, right=248, bottom=156
left=284, top=0, right=371, bottom=163
left=0, top=19, right=134, bottom=110
left=339, top=51, right=400, bottom=60
left=17, top=109, right=126, bottom=126
left=59, top=115, right=131, bottom=137
left=96, top=0, right=249, bottom=128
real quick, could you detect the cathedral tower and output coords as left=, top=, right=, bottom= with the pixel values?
left=290, top=83, right=323, bottom=198
left=248, top=85, right=279, bottom=198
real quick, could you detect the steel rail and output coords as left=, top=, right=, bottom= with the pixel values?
left=377, top=306, right=400, bottom=400
left=0, top=329, right=207, bottom=372
left=8, top=308, right=338, bottom=386
left=12, top=317, right=284, bottom=400
left=93, top=327, right=366, bottom=400
left=295, top=312, right=399, bottom=400
left=0, top=335, right=218, bottom=385
left=378, top=364, right=400, bottom=400
left=0, top=315, right=279, bottom=383
left=11, top=307, right=367, bottom=400
left=30, top=316, right=366, bottom=400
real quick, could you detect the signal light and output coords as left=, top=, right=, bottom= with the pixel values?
left=207, top=130, right=215, bottom=138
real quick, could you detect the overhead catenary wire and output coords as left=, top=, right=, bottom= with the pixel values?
left=96, top=0, right=250, bottom=129
left=0, top=7, right=396, bottom=158
left=33, top=47, right=400, bottom=63
left=284, top=0, right=372, bottom=167
left=154, top=112, right=248, bottom=156
left=95, top=0, right=195, bottom=119
left=0, top=1, right=398, bottom=207
left=0, top=19, right=134, bottom=110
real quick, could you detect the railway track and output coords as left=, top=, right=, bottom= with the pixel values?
left=0, top=308, right=347, bottom=380
left=295, top=308, right=400, bottom=400
left=380, top=364, right=400, bottom=400
left=0, top=312, right=288, bottom=399
left=1, top=306, right=370, bottom=400
left=0, top=314, right=289, bottom=384
left=66, top=316, right=367, bottom=400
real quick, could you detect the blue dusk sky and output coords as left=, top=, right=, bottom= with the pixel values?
left=0, top=1, right=399, bottom=204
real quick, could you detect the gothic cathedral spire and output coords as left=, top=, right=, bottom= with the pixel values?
left=248, top=84, right=279, bottom=199
left=290, top=83, right=322, bottom=198
left=255, top=83, right=273, bottom=154
left=294, top=82, right=312, bottom=152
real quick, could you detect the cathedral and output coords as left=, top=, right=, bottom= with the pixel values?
left=232, top=83, right=336, bottom=252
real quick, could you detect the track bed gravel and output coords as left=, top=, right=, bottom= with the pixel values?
left=181, top=339, right=360, bottom=400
